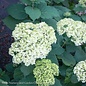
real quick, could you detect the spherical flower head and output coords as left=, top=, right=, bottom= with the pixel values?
left=57, top=18, right=74, bottom=35
left=73, top=60, right=86, bottom=83
left=9, top=22, right=56, bottom=66
left=33, top=59, right=59, bottom=86
left=79, top=0, right=86, bottom=7
left=57, top=18, right=86, bottom=46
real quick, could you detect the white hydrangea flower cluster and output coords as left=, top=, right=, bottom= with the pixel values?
left=9, top=22, right=56, bottom=66
left=73, top=60, right=86, bottom=83
left=57, top=18, right=86, bottom=46
left=79, top=0, right=86, bottom=7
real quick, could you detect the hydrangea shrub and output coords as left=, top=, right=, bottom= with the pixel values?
left=2, top=0, right=86, bottom=86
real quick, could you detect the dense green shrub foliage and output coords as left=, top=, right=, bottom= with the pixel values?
left=1, top=0, right=86, bottom=86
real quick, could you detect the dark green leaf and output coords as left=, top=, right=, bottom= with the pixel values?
left=65, top=82, right=82, bottom=86
left=16, top=74, right=37, bottom=86
left=74, top=47, right=86, bottom=62
left=3, top=16, right=22, bottom=30
left=82, top=83, right=86, bottom=86
left=55, top=6, right=70, bottom=17
left=61, top=52, right=76, bottom=66
left=81, top=14, right=86, bottom=22
left=0, top=74, right=10, bottom=82
left=65, top=67, right=73, bottom=83
left=20, top=64, right=35, bottom=76
left=66, top=45, right=77, bottom=53
left=59, top=65, right=67, bottom=76
left=0, top=68, right=2, bottom=73
left=54, top=16, right=61, bottom=21
left=54, top=79, right=62, bottom=86
left=52, top=44, right=65, bottom=55
left=47, top=53, right=59, bottom=65
left=70, top=14, right=81, bottom=21
left=55, top=33, right=64, bottom=45
left=25, top=6, right=41, bottom=21
left=54, top=0, right=64, bottom=4
left=38, top=4, right=60, bottom=19
left=73, top=4, right=86, bottom=12
left=71, top=74, right=78, bottom=83
left=62, top=0, right=69, bottom=7
left=5, top=63, right=14, bottom=72
left=42, top=19, right=57, bottom=30
left=7, top=4, right=28, bottom=20
left=13, top=67, right=24, bottom=80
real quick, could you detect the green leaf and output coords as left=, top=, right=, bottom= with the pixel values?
left=59, top=65, right=67, bottom=76
left=38, top=4, right=60, bottom=19
left=54, top=0, right=64, bottom=4
left=65, top=67, right=73, bottom=83
left=61, top=52, right=76, bottom=66
left=55, top=6, right=70, bottom=17
left=65, top=82, right=82, bottom=86
left=62, top=0, right=69, bottom=7
left=73, top=4, right=86, bottom=12
left=13, top=67, right=24, bottom=80
left=0, top=74, right=10, bottom=82
left=66, top=45, right=77, bottom=53
left=81, top=14, right=86, bottom=22
left=71, top=74, right=78, bottom=84
left=20, top=0, right=31, bottom=5
left=54, top=79, right=62, bottom=86
left=7, top=4, right=28, bottom=20
left=16, top=74, right=37, bottom=86
left=3, top=16, right=22, bottom=30
left=47, top=52, right=59, bottom=65
left=36, top=0, right=46, bottom=3
left=69, top=14, right=81, bottom=21
left=52, top=44, right=65, bottom=55
left=42, top=19, right=57, bottom=30
left=25, top=6, right=41, bottom=21
left=0, top=68, right=2, bottom=73
left=5, top=63, right=14, bottom=72
left=54, top=16, right=61, bottom=21
left=74, top=47, right=86, bottom=62
left=55, top=33, right=64, bottom=45
left=0, top=70, right=10, bottom=82
left=82, top=83, right=86, bottom=86
left=20, top=64, right=35, bottom=76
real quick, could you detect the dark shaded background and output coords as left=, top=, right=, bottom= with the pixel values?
left=0, top=0, right=19, bottom=69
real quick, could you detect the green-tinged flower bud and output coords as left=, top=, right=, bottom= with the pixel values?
left=33, top=59, right=59, bottom=86
left=63, top=12, right=71, bottom=17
